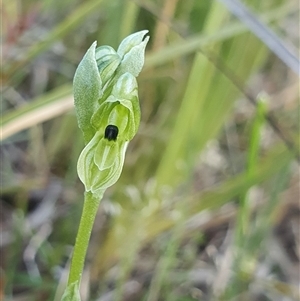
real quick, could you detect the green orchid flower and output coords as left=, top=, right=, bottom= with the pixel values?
left=61, top=30, right=149, bottom=301
left=73, top=30, right=149, bottom=197
left=73, top=30, right=149, bottom=143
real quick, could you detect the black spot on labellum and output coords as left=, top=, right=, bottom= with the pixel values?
left=104, top=125, right=119, bottom=141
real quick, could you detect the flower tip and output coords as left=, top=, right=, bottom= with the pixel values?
left=89, top=41, right=98, bottom=53
left=117, top=30, right=150, bottom=58
left=139, top=29, right=149, bottom=39
left=138, top=30, right=150, bottom=45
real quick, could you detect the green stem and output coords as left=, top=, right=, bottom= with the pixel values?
left=67, top=191, right=102, bottom=286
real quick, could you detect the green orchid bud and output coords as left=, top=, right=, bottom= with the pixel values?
left=74, top=31, right=149, bottom=197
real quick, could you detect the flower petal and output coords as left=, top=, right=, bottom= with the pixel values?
left=94, top=138, right=119, bottom=171
left=77, top=131, right=102, bottom=191
left=117, top=30, right=149, bottom=76
left=117, top=30, right=149, bottom=59
left=95, top=45, right=121, bottom=85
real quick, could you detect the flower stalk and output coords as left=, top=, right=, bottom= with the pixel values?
left=67, top=191, right=101, bottom=286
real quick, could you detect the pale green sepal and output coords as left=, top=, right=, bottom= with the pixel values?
left=77, top=133, right=129, bottom=193
left=95, top=45, right=117, bottom=60
left=110, top=73, right=140, bottom=139
left=94, top=139, right=119, bottom=171
left=107, top=103, right=129, bottom=135
left=77, top=132, right=102, bottom=191
left=73, top=42, right=102, bottom=143
left=91, top=141, right=128, bottom=194
left=112, top=72, right=138, bottom=99
left=91, top=95, right=138, bottom=141
left=90, top=98, right=118, bottom=131
left=117, top=30, right=149, bottom=59
left=107, top=97, right=137, bottom=140
left=90, top=69, right=141, bottom=138
left=118, top=36, right=149, bottom=76
left=95, top=46, right=121, bottom=85
left=61, top=281, right=81, bottom=301
left=118, top=98, right=139, bottom=140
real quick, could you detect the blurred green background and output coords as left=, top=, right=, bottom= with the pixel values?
left=1, top=0, right=299, bottom=300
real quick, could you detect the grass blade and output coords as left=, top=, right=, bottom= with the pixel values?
left=1, top=85, right=73, bottom=141
left=218, top=0, right=300, bottom=74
